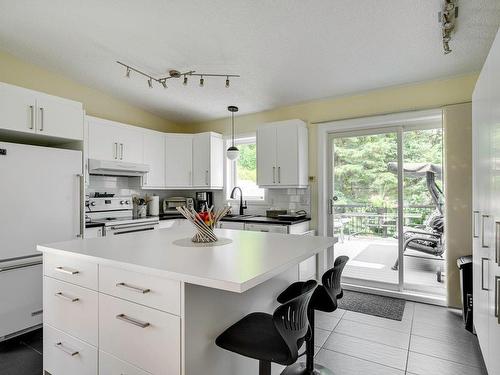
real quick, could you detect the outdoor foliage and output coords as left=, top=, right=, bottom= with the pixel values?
left=333, top=129, right=443, bottom=208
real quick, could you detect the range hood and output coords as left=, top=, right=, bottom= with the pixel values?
left=88, top=159, right=150, bottom=176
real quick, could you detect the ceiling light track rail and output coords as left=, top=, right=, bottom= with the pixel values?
left=117, top=61, right=240, bottom=88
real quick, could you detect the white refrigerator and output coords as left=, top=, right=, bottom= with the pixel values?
left=0, top=141, right=82, bottom=340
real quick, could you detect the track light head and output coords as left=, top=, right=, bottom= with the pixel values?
left=125, top=67, right=131, bottom=78
left=199, top=76, right=204, bottom=87
left=183, top=75, right=188, bottom=86
left=148, top=78, right=153, bottom=88
left=161, top=80, right=167, bottom=89
left=225, top=77, right=230, bottom=88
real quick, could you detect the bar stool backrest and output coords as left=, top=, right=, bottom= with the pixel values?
left=272, top=279, right=317, bottom=363
left=322, top=255, right=349, bottom=300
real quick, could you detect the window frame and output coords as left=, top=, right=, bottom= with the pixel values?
left=225, top=133, right=267, bottom=204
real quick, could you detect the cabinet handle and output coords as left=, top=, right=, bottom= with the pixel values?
left=496, top=222, right=500, bottom=265
left=278, top=166, right=281, bottom=183
left=473, top=211, right=480, bottom=238
left=496, top=277, right=500, bottom=322
left=29, top=105, right=34, bottom=129
left=116, top=313, right=150, bottom=328
left=55, top=292, right=79, bottom=303
left=273, top=167, right=276, bottom=183
left=205, top=170, right=209, bottom=185
left=481, top=258, right=489, bottom=291
left=55, top=266, right=79, bottom=275
left=120, top=143, right=124, bottom=160
left=116, top=282, right=151, bottom=294
left=0, top=259, right=42, bottom=272
left=113, top=142, right=118, bottom=159
left=31, top=309, right=43, bottom=317
left=55, top=342, right=79, bottom=356
left=482, top=214, right=490, bottom=248
left=39, top=107, right=44, bottom=131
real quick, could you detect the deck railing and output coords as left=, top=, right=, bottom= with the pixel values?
left=333, top=204, right=436, bottom=238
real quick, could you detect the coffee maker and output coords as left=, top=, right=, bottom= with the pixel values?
left=195, top=191, right=213, bottom=211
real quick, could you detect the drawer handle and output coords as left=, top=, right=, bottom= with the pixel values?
left=55, top=266, right=79, bottom=275
left=31, top=309, right=43, bottom=317
left=116, top=313, right=150, bottom=328
left=116, top=282, right=151, bottom=294
left=55, top=342, right=79, bottom=356
left=55, top=292, right=79, bottom=303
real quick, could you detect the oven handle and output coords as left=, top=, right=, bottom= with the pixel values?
left=108, top=222, right=159, bottom=230
left=112, top=227, right=156, bottom=235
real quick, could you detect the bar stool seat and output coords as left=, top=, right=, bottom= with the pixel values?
left=216, top=280, right=317, bottom=375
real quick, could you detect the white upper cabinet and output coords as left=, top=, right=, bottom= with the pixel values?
left=143, top=131, right=165, bottom=188
left=87, top=117, right=143, bottom=164
left=257, top=119, right=308, bottom=188
left=192, top=132, right=223, bottom=189
left=0, top=82, right=83, bottom=140
left=165, top=134, right=193, bottom=188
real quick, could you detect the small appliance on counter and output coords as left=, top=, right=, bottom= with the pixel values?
left=147, top=195, right=160, bottom=216
left=277, top=210, right=308, bottom=221
left=163, top=197, right=195, bottom=214
left=196, top=191, right=213, bottom=211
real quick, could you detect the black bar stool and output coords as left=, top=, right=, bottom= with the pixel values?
left=278, top=256, right=349, bottom=375
left=215, top=279, right=317, bottom=375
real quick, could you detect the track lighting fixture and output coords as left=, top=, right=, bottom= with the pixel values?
left=439, top=0, right=458, bottom=55
left=116, top=61, right=240, bottom=90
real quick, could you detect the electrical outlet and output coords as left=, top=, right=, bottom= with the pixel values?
left=0, top=148, right=6, bottom=155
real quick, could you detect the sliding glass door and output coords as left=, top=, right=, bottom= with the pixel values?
left=327, top=123, right=444, bottom=296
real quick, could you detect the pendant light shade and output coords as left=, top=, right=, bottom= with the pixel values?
left=226, top=106, right=239, bottom=160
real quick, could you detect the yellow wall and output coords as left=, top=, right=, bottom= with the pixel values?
left=0, top=50, right=183, bottom=132
left=192, top=74, right=477, bottom=307
left=443, top=103, right=472, bottom=308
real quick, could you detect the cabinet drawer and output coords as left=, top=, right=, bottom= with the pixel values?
left=99, top=294, right=181, bottom=375
left=43, top=277, right=98, bottom=346
left=43, top=324, right=97, bottom=375
left=244, top=223, right=288, bottom=233
left=44, top=253, right=98, bottom=290
left=100, top=350, right=152, bottom=375
left=100, top=265, right=181, bottom=315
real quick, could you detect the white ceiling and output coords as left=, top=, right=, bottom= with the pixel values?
left=0, top=1, right=499, bottom=124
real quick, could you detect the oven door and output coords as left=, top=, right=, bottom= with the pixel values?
left=104, top=222, right=159, bottom=236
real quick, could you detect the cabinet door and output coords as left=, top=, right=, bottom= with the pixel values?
left=36, top=94, right=83, bottom=140
left=0, top=82, right=37, bottom=134
left=209, top=135, right=224, bottom=188
left=88, top=120, right=118, bottom=161
left=257, top=126, right=277, bottom=186
left=165, top=134, right=193, bottom=187
left=143, top=132, right=165, bottom=188
left=192, top=133, right=210, bottom=187
left=276, top=124, right=299, bottom=186
left=118, top=125, right=143, bottom=164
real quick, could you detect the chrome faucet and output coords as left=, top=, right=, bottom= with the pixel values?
left=230, top=186, right=247, bottom=215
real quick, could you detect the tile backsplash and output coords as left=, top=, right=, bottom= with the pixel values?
left=87, top=175, right=311, bottom=216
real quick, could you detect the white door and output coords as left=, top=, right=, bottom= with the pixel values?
left=192, top=133, right=210, bottom=187
left=143, top=132, right=166, bottom=188
left=165, top=134, right=193, bottom=187
left=256, top=126, right=277, bottom=186
left=118, top=125, right=143, bottom=164
left=0, top=82, right=37, bottom=134
left=88, top=120, right=118, bottom=161
left=276, top=125, right=298, bottom=186
left=36, top=94, right=84, bottom=140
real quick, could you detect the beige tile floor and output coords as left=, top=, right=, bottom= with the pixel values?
left=305, top=302, right=486, bottom=375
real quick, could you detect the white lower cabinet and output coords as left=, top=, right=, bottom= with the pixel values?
left=99, top=293, right=181, bottom=375
left=99, top=350, right=152, bottom=375
left=44, top=324, right=98, bottom=375
left=43, top=277, right=98, bottom=346
left=217, top=221, right=245, bottom=230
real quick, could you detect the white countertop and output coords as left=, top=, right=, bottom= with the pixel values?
left=37, top=228, right=335, bottom=293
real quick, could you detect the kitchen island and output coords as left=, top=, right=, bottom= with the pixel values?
left=37, top=227, right=335, bottom=375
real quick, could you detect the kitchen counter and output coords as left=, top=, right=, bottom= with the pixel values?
left=159, top=213, right=311, bottom=226
left=38, top=227, right=331, bottom=293
left=38, top=228, right=333, bottom=375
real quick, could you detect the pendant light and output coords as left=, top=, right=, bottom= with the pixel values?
left=226, top=106, right=239, bottom=160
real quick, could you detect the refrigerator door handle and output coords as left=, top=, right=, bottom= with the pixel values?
left=76, top=174, right=84, bottom=238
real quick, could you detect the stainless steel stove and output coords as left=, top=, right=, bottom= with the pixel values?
left=85, top=196, right=159, bottom=236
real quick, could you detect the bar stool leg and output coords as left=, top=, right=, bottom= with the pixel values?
left=259, top=360, right=271, bottom=375
left=281, top=308, right=334, bottom=375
